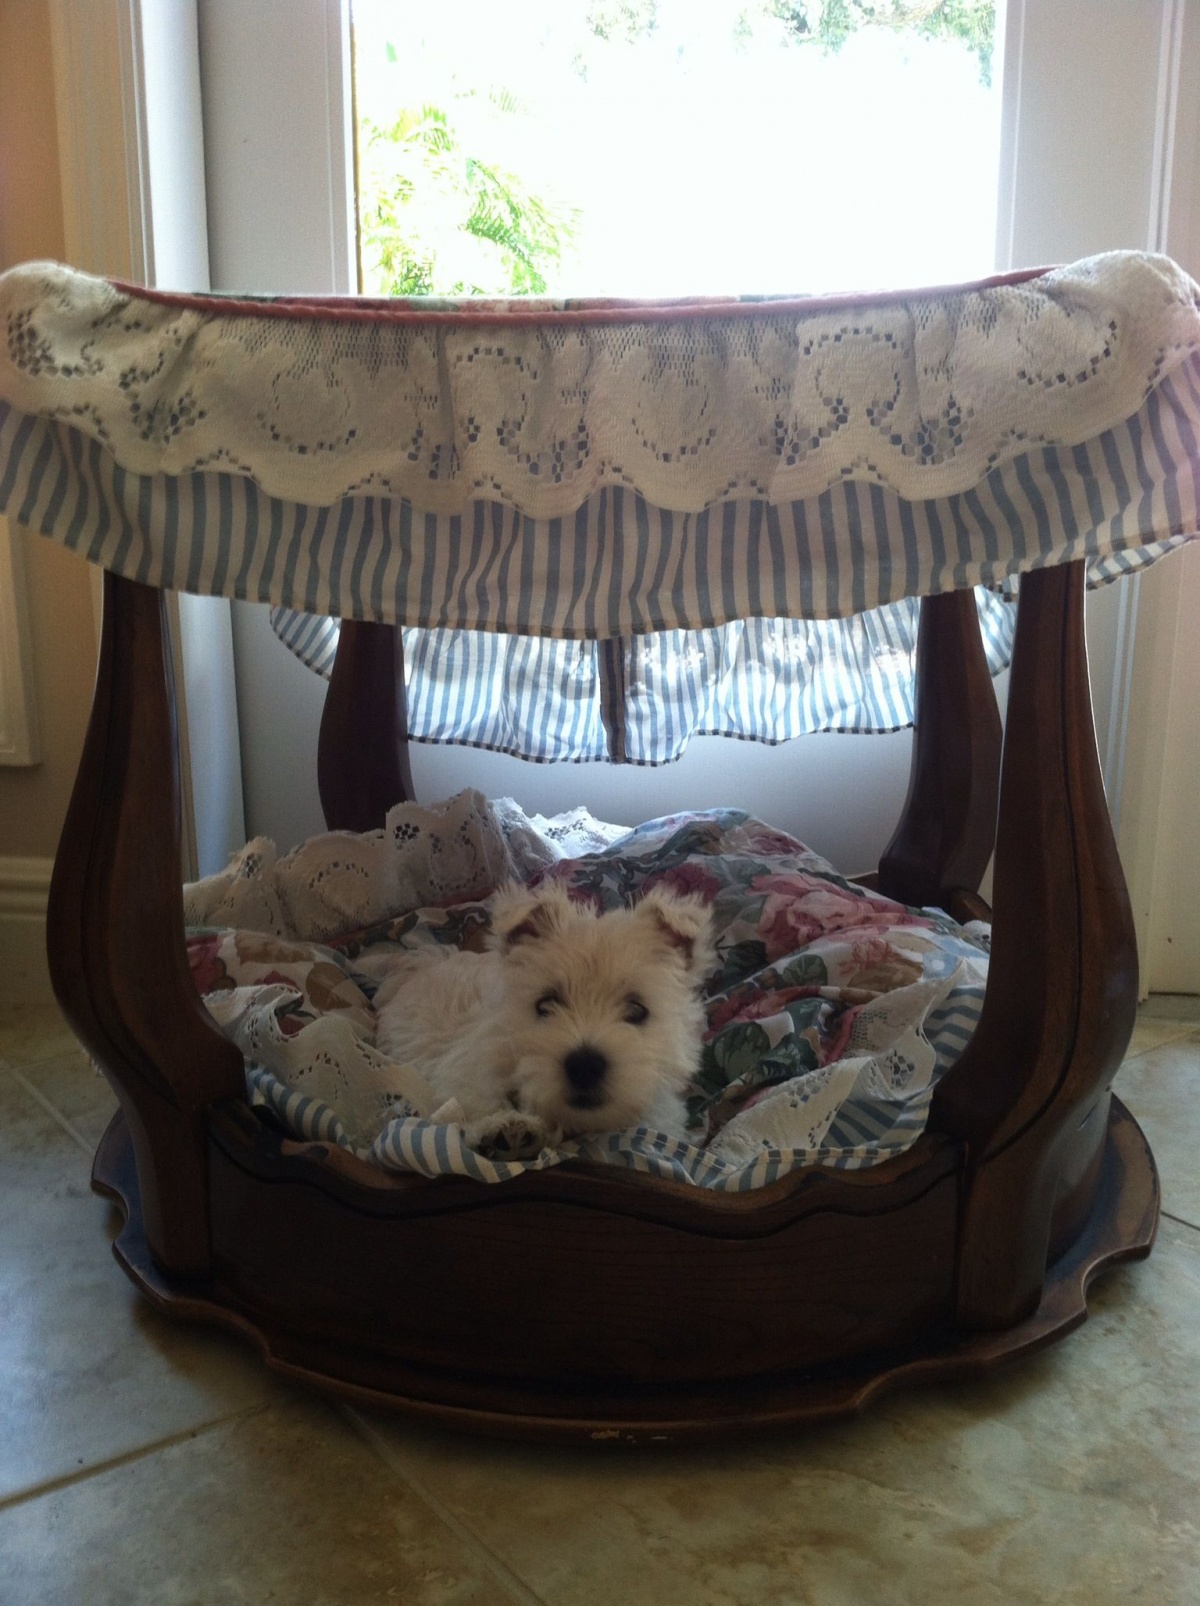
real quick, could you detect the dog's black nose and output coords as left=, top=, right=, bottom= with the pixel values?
left=564, top=1046, right=608, bottom=1094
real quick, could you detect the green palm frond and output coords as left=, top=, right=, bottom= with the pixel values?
left=359, top=98, right=577, bottom=298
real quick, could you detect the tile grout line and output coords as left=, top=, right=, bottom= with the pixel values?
left=1163, top=1209, right=1200, bottom=1235
left=0, top=1403, right=275, bottom=1515
left=7, top=1064, right=101, bottom=1158
left=342, top=1408, right=550, bottom=1606
left=1121, top=1014, right=1200, bottom=1052
left=1118, top=1032, right=1198, bottom=1068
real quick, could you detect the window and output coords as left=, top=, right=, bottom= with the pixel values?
left=352, top=0, right=1002, bottom=299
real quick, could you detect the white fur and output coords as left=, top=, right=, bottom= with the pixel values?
left=373, top=883, right=715, bottom=1158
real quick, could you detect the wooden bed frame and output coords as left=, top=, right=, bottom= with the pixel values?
left=47, top=558, right=1157, bottom=1444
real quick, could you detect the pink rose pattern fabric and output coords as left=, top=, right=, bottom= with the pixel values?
left=527, top=811, right=981, bottom=1137
left=187, top=809, right=987, bottom=1155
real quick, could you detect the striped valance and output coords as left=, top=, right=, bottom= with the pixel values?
left=269, top=595, right=1018, bottom=760
left=1, top=257, right=1198, bottom=764
left=1, top=356, right=1196, bottom=637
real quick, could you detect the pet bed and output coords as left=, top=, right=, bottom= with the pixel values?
left=181, top=798, right=990, bottom=1186
left=1, top=252, right=1196, bottom=1441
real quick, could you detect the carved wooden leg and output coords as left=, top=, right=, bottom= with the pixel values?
left=931, top=561, right=1140, bottom=1329
left=878, top=588, right=1002, bottom=913
left=46, top=573, right=244, bottom=1278
left=318, top=620, right=415, bottom=831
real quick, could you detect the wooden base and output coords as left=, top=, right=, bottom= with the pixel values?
left=60, top=564, right=1151, bottom=1447
left=92, top=1097, right=1159, bottom=1446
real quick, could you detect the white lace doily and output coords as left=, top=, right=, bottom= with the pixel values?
left=706, top=970, right=956, bottom=1164
left=184, top=788, right=513, bottom=941
left=491, top=797, right=630, bottom=877
left=189, top=797, right=638, bottom=1150
left=4, top=254, right=1199, bottom=515
left=204, top=984, right=439, bottom=1150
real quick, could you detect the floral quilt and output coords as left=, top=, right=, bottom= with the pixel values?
left=186, top=808, right=989, bottom=1190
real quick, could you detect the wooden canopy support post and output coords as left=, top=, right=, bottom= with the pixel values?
left=46, top=572, right=245, bottom=1279
left=931, top=561, right=1141, bottom=1330
left=318, top=621, right=415, bottom=832
left=878, top=588, right=1002, bottom=916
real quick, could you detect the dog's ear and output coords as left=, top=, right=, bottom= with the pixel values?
left=489, top=882, right=573, bottom=950
left=635, top=887, right=717, bottom=981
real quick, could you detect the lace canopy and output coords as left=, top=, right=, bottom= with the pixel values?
left=2, top=252, right=1198, bottom=760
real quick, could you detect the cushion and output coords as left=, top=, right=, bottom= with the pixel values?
left=186, top=807, right=988, bottom=1190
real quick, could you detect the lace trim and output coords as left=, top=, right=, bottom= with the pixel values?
left=4, top=253, right=1198, bottom=516
left=184, top=789, right=513, bottom=941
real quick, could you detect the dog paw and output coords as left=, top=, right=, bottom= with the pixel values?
left=464, top=1110, right=562, bottom=1161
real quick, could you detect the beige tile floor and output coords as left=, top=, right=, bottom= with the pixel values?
left=1, top=996, right=1198, bottom=1605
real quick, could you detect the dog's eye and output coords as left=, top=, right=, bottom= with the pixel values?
left=624, top=997, right=650, bottom=1026
left=535, top=990, right=562, bottom=1018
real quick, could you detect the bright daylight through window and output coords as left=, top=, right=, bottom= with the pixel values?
left=351, top=0, right=1001, bottom=301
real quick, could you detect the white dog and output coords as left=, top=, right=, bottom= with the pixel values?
left=373, top=882, right=716, bottom=1158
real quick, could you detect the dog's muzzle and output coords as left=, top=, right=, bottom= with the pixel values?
left=563, top=1045, right=608, bottom=1108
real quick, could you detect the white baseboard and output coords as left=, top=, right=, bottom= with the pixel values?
left=0, top=856, right=55, bottom=1003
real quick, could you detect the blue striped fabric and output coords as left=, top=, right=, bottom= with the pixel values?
left=2, top=355, right=1196, bottom=764
left=244, top=1063, right=354, bottom=1149
left=2, top=354, right=1196, bottom=638
left=405, top=628, right=609, bottom=760
left=267, top=593, right=1017, bottom=759
left=241, top=983, right=986, bottom=1190
left=233, top=816, right=993, bottom=1185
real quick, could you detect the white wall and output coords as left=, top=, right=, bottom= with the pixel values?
left=997, top=0, right=1200, bottom=993
left=997, top=0, right=1165, bottom=805
left=1145, top=0, right=1200, bottom=992
left=228, top=596, right=918, bottom=871
left=1143, top=544, right=1200, bottom=992
left=1129, top=0, right=1200, bottom=992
